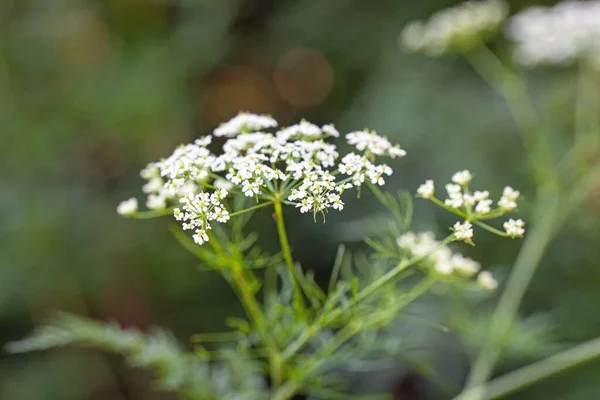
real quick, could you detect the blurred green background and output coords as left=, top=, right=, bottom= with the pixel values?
left=2, top=0, right=600, bottom=399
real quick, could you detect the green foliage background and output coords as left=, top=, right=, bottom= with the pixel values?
left=2, top=0, right=600, bottom=399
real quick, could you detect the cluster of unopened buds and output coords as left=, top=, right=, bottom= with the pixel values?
left=417, top=170, right=525, bottom=243
left=118, top=112, right=406, bottom=245
left=398, top=231, right=498, bottom=290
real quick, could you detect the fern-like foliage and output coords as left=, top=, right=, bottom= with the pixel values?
left=6, top=313, right=267, bottom=400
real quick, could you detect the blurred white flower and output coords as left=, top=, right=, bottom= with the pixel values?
left=477, top=270, right=498, bottom=290
left=417, top=180, right=435, bottom=199
left=397, top=231, right=484, bottom=278
left=452, top=170, right=473, bottom=186
left=117, top=198, right=138, bottom=215
left=400, top=0, right=508, bottom=56
left=498, top=186, right=520, bottom=211
left=214, top=112, right=278, bottom=137
left=507, top=1, right=600, bottom=68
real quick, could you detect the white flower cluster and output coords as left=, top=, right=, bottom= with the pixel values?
left=506, top=1, right=600, bottom=67
left=416, top=170, right=525, bottom=240
left=397, top=231, right=497, bottom=289
left=213, top=112, right=278, bottom=137
left=400, top=0, right=508, bottom=56
left=174, top=189, right=229, bottom=245
left=118, top=112, right=406, bottom=245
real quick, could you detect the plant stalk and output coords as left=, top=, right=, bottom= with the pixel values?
left=273, top=197, right=307, bottom=318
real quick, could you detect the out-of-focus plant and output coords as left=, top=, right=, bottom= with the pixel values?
left=7, top=111, right=522, bottom=399
left=401, top=1, right=600, bottom=399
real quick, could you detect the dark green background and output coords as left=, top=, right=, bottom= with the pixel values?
left=2, top=0, right=599, bottom=399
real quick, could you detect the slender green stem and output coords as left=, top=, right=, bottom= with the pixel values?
left=229, top=201, right=274, bottom=217
left=463, top=192, right=560, bottom=393
left=454, top=336, right=600, bottom=400
left=230, top=260, right=283, bottom=388
left=273, top=274, right=437, bottom=400
left=273, top=197, right=307, bottom=318
left=282, top=235, right=454, bottom=360
left=463, top=46, right=554, bottom=185
left=128, top=208, right=173, bottom=219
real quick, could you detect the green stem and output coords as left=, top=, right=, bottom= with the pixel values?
left=463, top=46, right=555, bottom=185
left=463, top=191, right=560, bottom=393
left=230, top=260, right=283, bottom=388
left=454, top=336, right=600, bottom=400
left=128, top=208, right=173, bottom=219
left=273, top=197, right=307, bottom=318
left=229, top=201, right=273, bottom=217
left=282, top=235, right=453, bottom=360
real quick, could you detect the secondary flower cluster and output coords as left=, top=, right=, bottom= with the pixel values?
left=397, top=231, right=497, bottom=289
left=400, top=0, right=508, bottom=55
left=118, top=112, right=406, bottom=245
left=417, top=170, right=525, bottom=242
left=506, top=1, right=600, bottom=67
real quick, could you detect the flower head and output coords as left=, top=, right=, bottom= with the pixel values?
left=214, top=112, right=278, bottom=137
left=117, top=198, right=138, bottom=216
left=397, top=231, right=488, bottom=281
left=417, top=180, right=435, bottom=199
left=453, top=220, right=474, bottom=242
left=507, top=1, right=600, bottom=68
left=120, top=113, right=405, bottom=245
left=400, top=0, right=509, bottom=56
left=504, top=218, right=525, bottom=238
left=452, top=170, right=473, bottom=186
left=477, top=270, right=498, bottom=290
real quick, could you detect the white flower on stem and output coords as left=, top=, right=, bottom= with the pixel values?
left=142, top=177, right=164, bottom=194
left=346, top=130, right=407, bottom=158
left=214, top=112, right=278, bottom=137
left=400, top=0, right=509, bottom=55
left=445, top=184, right=464, bottom=208
left=453, top=220, right=474, bottom=242
left=475, top=199, right=493, bottom=214
left=477, top=270, right=498, bottom=290
left=498, top=186, right=520, bottom=211
left=452, top=254, right=481, bottom=276
left=507, top=1, right=600, bottom=68
left=452, top=170, right=473, bottom=186
left=140, top=163, right=160, bottom=179
left=417, top=180, right=435, bottom=199
left=504, top=218, right=525, bottom=238
left=117, top=198, right=138, bottom=215
left=214, top=178, right=234, bottom=190
left=321, top=124, right=340, bottom=137
left=397, top=231, right=485, bottom=278
left=147, top=194, right=167, bottom=210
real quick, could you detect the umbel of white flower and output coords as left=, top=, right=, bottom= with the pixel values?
left=117, top=112, right=406, bottom=245
left=416, top=170, right=526, bottom=242
left=507, top=1, right=600, bottom=68
left=397, top=231, right=497, bottom=290
left=400, top=0, right=508, bottom=56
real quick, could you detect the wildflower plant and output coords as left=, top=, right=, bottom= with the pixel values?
left=9, top=0, right=600, bottom=399
left=8, top=110, right=521, bottom=399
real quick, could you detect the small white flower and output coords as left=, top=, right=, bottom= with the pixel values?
left=142, top=177, right=164, bottom=194
left=147, top=194, right=167, bottom=210
left=452, top=254, right=481, bottom=276
left=417, top=180, right=435, bottom=199
left=452, top=170, right=473, bottom=186
left=117, top=198, right=138, bottom=215
left=321, top=124, right=340, bottom=137
left=473, top=190, right=490, bottom=201
left=140, top=163, right=160, bottom=179
left=477, top=270, right=498, bottom=290
left=504, top=218, right=525, bottom=237
left=346, top=130, right=407, bottom=158
left=214, top=112, right=278, bottom=137
left=475, top=199, right=493, bottom=214
left=453, top=220, right=474, bottom=241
